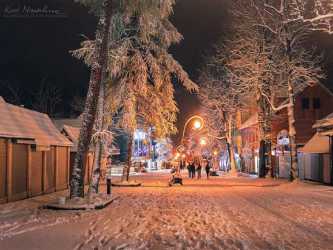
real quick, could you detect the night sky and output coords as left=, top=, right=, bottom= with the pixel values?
left=0, top=0, right=332, bottom=144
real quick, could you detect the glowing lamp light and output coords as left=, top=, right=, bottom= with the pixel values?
left=200, top=138, right=207, bottom=146
left=213, top=151, right=218, bottom=156
left=193, top=120, right=202, bottom=130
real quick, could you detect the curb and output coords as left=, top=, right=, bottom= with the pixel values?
left=111, top=182, right=142, bottom=187
left=43, top=196, right=118, bottom=210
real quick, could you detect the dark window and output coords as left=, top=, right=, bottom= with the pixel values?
left=313, top=98, right=321, bottom=109
left=302, top=98, right=310, bottom=110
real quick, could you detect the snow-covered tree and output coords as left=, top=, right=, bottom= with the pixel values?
left=199, top=47, right=247, bottom=173
left=247, top=0, right=325, bottom=181
left=285, top=0, right=333, bottom=34
left=222, top=28, right=275, bottom=177
left=70, top=0, right=113, bottom=198
left=74, top=0, right=198, bottom=185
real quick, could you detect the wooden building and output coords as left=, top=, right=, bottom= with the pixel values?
left=238, top=84, right=333, bottom=178
left=0, top=97, right=73, bottom=203
left=53, top=119, right=120, bottom=183
left=61, top=124, right=94, bottom=184
left=300, top=113, right=333, bottom=185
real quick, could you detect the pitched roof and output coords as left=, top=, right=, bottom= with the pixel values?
left=240, top=83, right=333, bottom=131
left=63, top=125, right=80, bottom=142
left=61, top=125, right=120, bottom=155
left=299, top=133, right=329, bottom=154
left=53, top=117, right=83, bottom=131
left=0, top=97, right=72, bottom=147
left=313, top=112, right=333, bottom=129
left=62, top=125, right=80, bottom=152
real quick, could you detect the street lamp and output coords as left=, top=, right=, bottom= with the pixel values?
left=193, top=120, right=202, bottom=130
left=181, top=115, right=204, bottom=145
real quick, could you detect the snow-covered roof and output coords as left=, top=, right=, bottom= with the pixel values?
left=62, top=125, right=80, bottom=152
left=61, top=125, right=120, bottom=155
left=299, top=133, right=329, bottom=154
left=53, top=117, right=83, bottom=131
left=0, top=97, right=72, bottom=147
left=313, top=113, right=333, bottom=129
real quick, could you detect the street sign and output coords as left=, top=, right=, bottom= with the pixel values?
left=177, top=145, right=185, bottom=153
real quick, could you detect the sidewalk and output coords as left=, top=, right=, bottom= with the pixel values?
left=0, top=189, right=70, bottom=223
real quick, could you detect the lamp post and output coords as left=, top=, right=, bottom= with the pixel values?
left=180, top=115, right=204, bottom=146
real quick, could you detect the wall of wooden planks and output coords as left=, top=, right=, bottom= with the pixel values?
left=0, top=139, right=71, bottom=203
left=0, top=139, right=7, bottom=203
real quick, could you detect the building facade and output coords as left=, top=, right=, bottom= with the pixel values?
left=0, top=97, right=73, bottom=203
left=239, top=84, right=333, bottom=179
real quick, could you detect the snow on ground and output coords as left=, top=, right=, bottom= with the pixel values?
left=0, top=173, right=333, bottom=250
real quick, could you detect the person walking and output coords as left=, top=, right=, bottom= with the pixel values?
left=180, top=160, right=185, bottom=170
left=195, top=159, right=202, bottom=179
left=187, top=161, right=191, bottom=178
left=190, top=161, right=196, bottom=179
left=204, top=159, right=211, bottom=179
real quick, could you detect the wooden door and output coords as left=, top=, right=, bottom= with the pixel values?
left=11, top=144, right=28, bottom=201
left=30, top=150, right=43, bottom=196
left=44, top=147, right=56, bottom=193
left=56, top=146, right=69, bottom=190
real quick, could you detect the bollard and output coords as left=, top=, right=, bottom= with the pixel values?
left=107, top=178, right=111, bottom=195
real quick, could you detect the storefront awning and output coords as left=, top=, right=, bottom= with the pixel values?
left=300, top=133, right=330, bottom=154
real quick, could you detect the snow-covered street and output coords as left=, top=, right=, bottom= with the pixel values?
left=1, top=173, right=333, bottom=250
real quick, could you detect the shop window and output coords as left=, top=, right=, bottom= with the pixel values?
left=301, top=97, right=310, bottom=110
left=313, top=98, right=321, bottom=110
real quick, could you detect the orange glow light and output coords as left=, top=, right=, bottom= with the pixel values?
left=193, top=120, right=202, bottom=130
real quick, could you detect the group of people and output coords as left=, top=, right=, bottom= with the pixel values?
left=185, top=158, right=212, bottom=179
left=169, top=157, right=213, bottom=186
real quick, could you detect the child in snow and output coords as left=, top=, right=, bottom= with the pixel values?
left=169, top=166, right=183, bottom=186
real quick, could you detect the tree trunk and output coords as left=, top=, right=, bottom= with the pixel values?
left=287, top=81, right=298, bottom=181
left=257, top=87, right=273, bottom=178
left=258, top=140, right=266, bottom=177
left=89, top=142, right=103, bottom=193
left=263, top=95, right=273, bottom=178
left=126, top=134, right=133, bottom=181
left=70, top=0, right=113, bottom=198
left=257, top=93, right=266, bottom=178
left=88, top=71, right=106, bottom=195
left=266, top=142, right=273, bottom=178
left=226, top=120, right=237, bottom=173
left=330, top=136, right=333, bottom=185
left=122, top=134, right=133, bottom=182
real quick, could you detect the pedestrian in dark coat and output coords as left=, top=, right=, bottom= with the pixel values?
left=187, top=161, right=191, bottom=178
left=190, top=161, right=196, bottom=179
left=204, top=159, right=211, bottom=179
left=195, top=160, right=202, bottom=179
